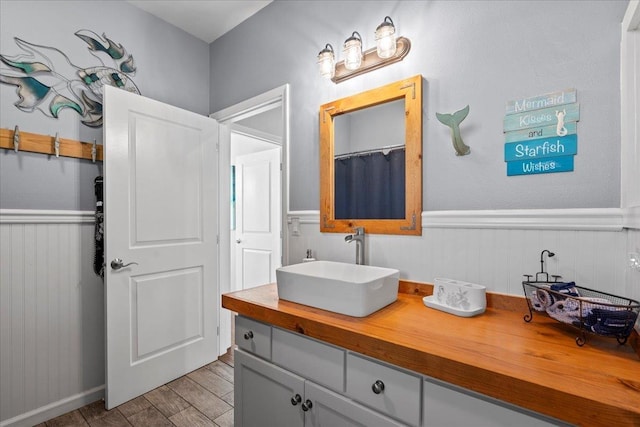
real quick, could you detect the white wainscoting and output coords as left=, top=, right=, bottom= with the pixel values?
left=0, top=210, right=104, bottom=427
left=287, top=209, right=639, bottom=304
left=2, top=208, right=638, bottom=426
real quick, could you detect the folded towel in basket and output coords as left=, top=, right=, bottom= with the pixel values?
left=561, top=297, right=611, bottom=315
left=530, top=283, right=580, bottom=312
left=531, top=289, right=554, bottom=310
left=545, top=297, right=621, bottom=325
left=579, top=308, right=639, bottom=336
left=527, top=282, right=639, bottom=338
left=550, top=282, right=580, bottom=297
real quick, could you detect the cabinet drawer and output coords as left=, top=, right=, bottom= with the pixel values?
left=305, top=380, right=405, bottom=427
left=346, top=353, right=421, bottom=426
left=272, top=327, right=345, bottom=393
left=423, top=377, right=559, bottom=427
left=235, top=315, right=271, bottom=360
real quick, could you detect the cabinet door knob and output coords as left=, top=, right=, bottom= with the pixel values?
left=372, top=379, right=385, bottom=394
left=244, top=331, right=254, bottom=340
left=301, top=399, right=313, bottom=411
left=291, top=394, right=302, bottom=406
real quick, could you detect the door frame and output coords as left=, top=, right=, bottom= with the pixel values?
left=211, top=85, right=289, bottom=355
left=621, top=0, right=640, bottom=228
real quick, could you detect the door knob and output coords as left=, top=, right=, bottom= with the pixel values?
left=236, top=239, right=242, bottom=244
left=111, top=258, right=139, bottom=270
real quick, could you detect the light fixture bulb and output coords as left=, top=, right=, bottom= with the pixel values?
left=317, top=44, right=335, bottom=79
left=343, top=31, right=363, bottom=71
left=375, top=16, right=396, bottom=59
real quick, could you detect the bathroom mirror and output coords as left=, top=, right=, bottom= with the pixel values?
left=320, top=74, right=422, bottom=235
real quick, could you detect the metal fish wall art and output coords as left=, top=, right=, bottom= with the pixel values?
left=0, top=30, right=140, bottom=128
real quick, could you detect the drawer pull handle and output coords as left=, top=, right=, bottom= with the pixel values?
left=244, top=331, right=254, bottom=340
left=301, top=399, right=313, bottom=412
left=372, top=379, right=385, bottom=394
left=291, top=394, right=302, bottom=406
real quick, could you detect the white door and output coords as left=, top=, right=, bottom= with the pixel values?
left=103, top=86, right=219, bottom=409
left=235, top=148, right=281, bottom=290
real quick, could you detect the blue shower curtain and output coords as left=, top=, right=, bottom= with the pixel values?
left=334, top=148, right=405, bottom=219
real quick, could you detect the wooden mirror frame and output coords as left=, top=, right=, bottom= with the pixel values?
left=320, top=74, right=422, bottom=235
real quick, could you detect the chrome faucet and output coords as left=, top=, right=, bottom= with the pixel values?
left=345, top=227, right=365, bottom=265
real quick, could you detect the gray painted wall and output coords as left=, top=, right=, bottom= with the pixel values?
left=210, top=0, right=628, bottom=211
left=0, top=0, right=210, bottom=210
left=0, top=1, right=628, bottom=211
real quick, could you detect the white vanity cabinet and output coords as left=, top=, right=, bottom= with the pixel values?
left=233, top=315, right=558, bottom=427
left=234, top=316, right=406, bottom=427
left=235, top=350, right=405, bottom=427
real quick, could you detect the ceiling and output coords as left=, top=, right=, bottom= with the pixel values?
left=127, top=0, right=272, bottom=44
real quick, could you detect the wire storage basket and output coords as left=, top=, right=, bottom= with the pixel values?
left=522, top=279, right=640, bottom=346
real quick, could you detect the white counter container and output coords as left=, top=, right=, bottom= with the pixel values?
left=423, top=278, right=486, bottom=317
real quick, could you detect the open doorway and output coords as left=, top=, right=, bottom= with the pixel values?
left=230, top=125, right=282, bottom=293
left=211, top=85, right=288, bottom=355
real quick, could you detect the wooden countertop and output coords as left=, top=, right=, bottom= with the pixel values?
left=222, top=281, right=640, bottom=426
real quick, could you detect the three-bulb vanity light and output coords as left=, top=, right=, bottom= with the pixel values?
left=317, top=16, right=411, bottom=84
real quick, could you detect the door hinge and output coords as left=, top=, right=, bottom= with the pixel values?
left=216, top=235, right=219, bottom=244
left=280, top=162, right=283, bottom=171
left=216, top=142, right=219, bottom=152
left=217, top=326, right=219, bottom=336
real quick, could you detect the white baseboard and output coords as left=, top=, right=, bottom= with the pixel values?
left=0, top=386, right=104, bottom=427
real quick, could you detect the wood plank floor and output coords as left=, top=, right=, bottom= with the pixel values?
left=37, top=350, right=235, bottom=427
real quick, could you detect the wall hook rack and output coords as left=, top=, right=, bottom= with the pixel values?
left=0, top=127, right=103, bottom=162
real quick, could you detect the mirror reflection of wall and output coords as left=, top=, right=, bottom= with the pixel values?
left=334, top=99, right=406, bottom=219
left=334, top=100, right=405, bottom=155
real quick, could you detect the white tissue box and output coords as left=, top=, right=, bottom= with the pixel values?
left=423, top=278, right=487, bottom=317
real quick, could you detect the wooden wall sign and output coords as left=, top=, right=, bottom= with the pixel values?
left=503, top=89, right=579, bottom=176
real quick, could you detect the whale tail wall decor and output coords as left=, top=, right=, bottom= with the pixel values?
left=436, top=105, right=470, bottom=156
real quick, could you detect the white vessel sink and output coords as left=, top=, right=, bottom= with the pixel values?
left=276, top=261, right=400, bottom=317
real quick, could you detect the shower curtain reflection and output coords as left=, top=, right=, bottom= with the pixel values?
left=334, top=147, right=405, bottom=219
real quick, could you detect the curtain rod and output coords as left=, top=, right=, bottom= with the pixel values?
left=334, top=143, right=404, bottom=160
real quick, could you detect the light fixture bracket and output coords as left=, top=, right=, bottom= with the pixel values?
left=331, top=36, right=411, bottom=84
